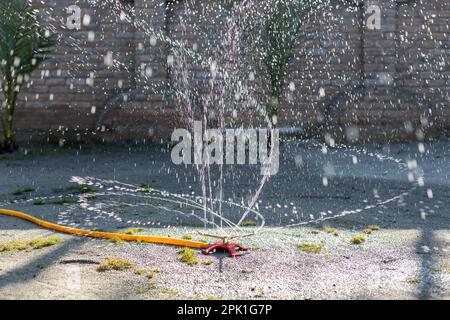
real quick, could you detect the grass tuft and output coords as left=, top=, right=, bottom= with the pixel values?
left=110, top=237, right=125, bottom=245
left=161, top=289, right=180, bottom=296
left=138, top=183, right=153, bottom=193
left=322, top=226, right=338, bottom=236
left=116, top=227, right=144, bottom=235
left=97, top=257, right=135, bottom=272
left=363, top=225, right=380, bottom=234
left=133, top=268, right=147, bottom=275
left=240, top=219, right=258, bottom=227
left=178, top=247, right=199, bottom=265
left=67, top=184, right=99, bottom=194
left=12, top=187, right=35, bottom=196
left=0, top=237, right=61, bottom=253
left=351, top=235, right=366, bottom=244
left=135, top=282, right=157, bottom=295
left=297, top=242, right=325, bottom=254
left=201, top=259, right=214, bottom=266
left=33, top=197, right=77, bottom=205
left=52, top=197, right=77, bottom=205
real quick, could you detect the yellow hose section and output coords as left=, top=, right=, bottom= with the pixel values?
left=0, top=209, right=209, bottom=249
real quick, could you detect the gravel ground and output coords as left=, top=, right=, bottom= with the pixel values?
left=0, top=139, right=449, bottom=299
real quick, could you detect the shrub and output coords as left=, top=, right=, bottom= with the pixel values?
left=0, top=0, right=56, bottom=152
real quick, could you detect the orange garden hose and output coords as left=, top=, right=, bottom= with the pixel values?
left=0, top=208, right=209, bottom=249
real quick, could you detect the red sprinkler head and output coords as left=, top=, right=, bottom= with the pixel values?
left=201, top=240, right=249, bottom=257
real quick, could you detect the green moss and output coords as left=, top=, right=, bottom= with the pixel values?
left=33, top=197, right=76, bottom=205
left=0, top=237, right=61, bottom=253
left=322, top=226, right=338, bottom=236
left=133, top=268, right=147, bottom=275
left=116, top=227, right=145, bottom=235
left=201, top=259, right=214, bottom=266
left=182, top=234, right=193, bottom=240
left=136, top=282, right=157, bottom=295
left=257, top=288, right=265, bottom=297
left=97, top=257, right=135, bottom=272
left=67, top=184, right=99, bottom=194
left=36, top=263, right=45, bottom=269
left=297, top=242, right=325, bottom=254
left=367, top=225, right=380, bottom=231
left=161, top=289, right=180, bottom=296
left=351, top=235, right=366, bottom=244
left=52, top=197, right=77, bottom=205
left=240, top=219, right=258, bottom=227
left=12, top=187, right=35, bottom=196
left=138, top=183, right=153, bottom=193
left=362, top=225, right=381, bottom=235
left=133, top=267, right=160, bottom=279
left=206, top=295, right=218, bottom=300
left=110, top=237, right=125, bottom=245
left=362, top=225, right=380, bottom=234
left=178, top=247, right=199, bottom=265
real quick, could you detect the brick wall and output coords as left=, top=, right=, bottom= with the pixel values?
left=0, top=0, right=449, bottom=144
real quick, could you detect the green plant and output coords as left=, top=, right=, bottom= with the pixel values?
left=110, top=237, right=125, bottom=245
left=249, top=0, right=323, bottom=128
left=351, top=235, right=365, bottom=245
left=0, top=237, right=61, bottom=252
left=201, top=259, right=214, bottom=266
left=135, top=282, right=157, bottom=295
left=177, top=247, right=199, bottom=265
left=364, top=225, right=380, bottom=234
left=138, top=183, right=152, bottom=193
left=67, top=184, right=99, bottom=194
left=297, top=241, right=324, bottom=254
left=96, top=257, right=135, bottom=272
left=12, top=187, right=35, bottom=196
left=240, top=219, right=258, bottom=227
left=322, top=226, right=338, bottom=236
left=0, top=0, right=56, bottom=152
left=116, top=227, right=144, bottom=235
left=161, top=289, right=180, bottom=297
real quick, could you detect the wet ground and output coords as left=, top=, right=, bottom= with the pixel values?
left=0, top=139, right=449, bottom=299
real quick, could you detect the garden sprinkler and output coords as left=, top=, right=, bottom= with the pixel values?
left=197, top=232, right=254, bottom=257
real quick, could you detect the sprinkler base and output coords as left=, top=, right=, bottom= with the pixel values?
left=202, top=241, right=249, bottom=257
